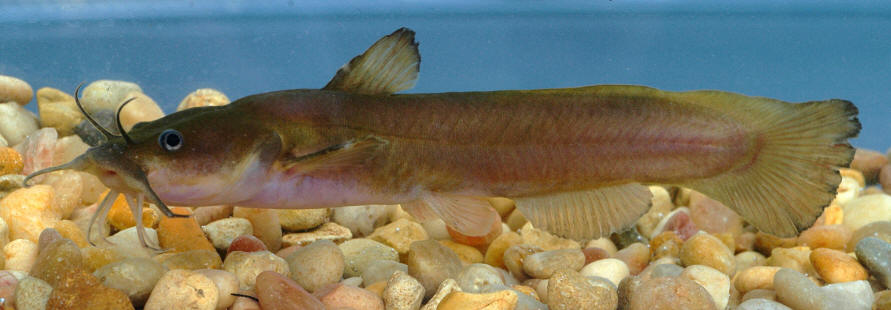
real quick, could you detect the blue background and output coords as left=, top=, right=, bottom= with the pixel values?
left=1, top=0, right=888, bottom=150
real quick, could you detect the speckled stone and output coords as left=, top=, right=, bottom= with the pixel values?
left=873, top=290, right=891, bottom=310
left=285, top=240, right=344, bottom=292
left=278, top=208, right=329, bottom=231
left=438, top=289, right=519, bottom=310
left=93, top=257, right=167, bottom=307
left=628, top=276, right=717, bottom=310
left=14, top=276, right=53, bottom=310
left=202, top=217, right=253, bottom=251
left=455, top=263, right=506, bottom=293
left=368, top=218, right=429, bottom=255
left=681, top=232, right=735, bottom=275
left=734, top=266, right=782, bottom=295
left=362, top=259, right=408, bottom=286
left=234, top=207, right=282, bottom=252
left=0, top=185, right=61, bottom=243
left=737, top=298, right=792, bottom=310
left=383, top=270, right=424, bottom=310
left=615, top=242, right=651, bottom=275
left=484, top=231, right=522, bottom=269
left=193, top=269, right=239, bottom=310
left=339, top=238, right=398, bottom=278
left=143, top=269, right=217, bottom=310
left=282, top=221, right=352, bottom=247
left=681, top=265, right=731, bottom=310
left=420, top=278, right=461, bottom=310
left=406, top=239, right=462, bottom=298
left=547, top=268, right=617, bottom=310
left=177, top=88, right=231, bottom=111
left=155, top=249, right=222, bottom=270
left=766, top=247, right=817, bottom=277
left=854, top=237, right=891, bottom=288
left=580, top=258, right=629, bottom=287
left=313, top=283, right=384, bottom=310
left=256, top=271, right=325, bottom=310
left=223, top=250, right=290, bottom=291
left=440, top=240, right=484, bottom=265
left=47, top=269, right=135, bottom=310
left=30, top=239, right=83, bottom=287
left=331, top=204, right=395, bottom=238
left=519, top=223, right=581, bottom=251
left=522, top=248, right=586, bottom=279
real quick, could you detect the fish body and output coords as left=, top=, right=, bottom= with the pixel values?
left=26, top=28, right=860, bottom=247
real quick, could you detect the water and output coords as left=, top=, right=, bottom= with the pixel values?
left=0, top=1, right=888, bottom=150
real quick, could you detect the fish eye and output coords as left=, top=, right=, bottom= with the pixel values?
left=158, top=129, right=183, bottom=151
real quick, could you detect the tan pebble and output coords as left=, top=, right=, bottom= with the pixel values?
left=118, top=91, right=164, bottom=131
left=839, top=168, right=866, bottom=187
left=519, top=223, right=580, bottom=251
left=313, top=283, right=384, bottom=310
left=80, top=80, right=143, bottom=113
left=881, top=165, right=891, bottom=195
left=233, top=207, right=282, bottom=252
left=636, top=186, right=674, bottom=238
left=406, top=239, right=462, bottom=298
left=586, top=237, right=618, bottom=257
left=689, top=191, right=743, bottom=236
left=615, top=242, right=651, bottom=275
left=438, top=290, right=518, bottom=310
left=47, top=269, right=134, bottom=309
left=512, top=284, right=540, bottom=301
left=484, top=231, right=522, bottom=269
left=842, top=194, right=891, bottom=231
left=286, top=240, right=344, bottom=292
left=522, top=249, right=586, bottom=279
left=177, top=88, right=230, bottom=111
left=0, top=185, right=61, bottom=243
left=753, top=232, right=797, bottom=256
left=848, top=221, right=891, bottom=250
left=223, top=250, right=290, bottom=291
left=733, top=266, right=781, bottom=294
left=36, top=87, right=82, bottom=136
left=52, top=220, right=89, bottom=248
left=627, top=276, right=716, bottom=310
left=740, top=288, right=776, bottom=302
left=548, top=268, right=617, bottom=310
left=797, top=224, right=852, bottom=251
left=339, top=238, right=398, bottom=278
left=650, top=230, right=683, bottom=261
left=851, top=148, right=888, bottom=183
left=0, top=102, right=39, bottom=145
left=439, top=240, right=483, bottom=265
left=505, top=208, right=528, bottom=231
left=193, top=269, right=239, bottom=310
left=873, top=290, right=891, bottom=310
left=832, top=175, right=863, bottom=206
left=145, top=269, right=218, bottom=310
left=282, top=221, right=352, bottom=247
left=421, top=218, right=450, bottom=240
left=155, top=249, right=222, bottom=270
left=681, top=265, right=731, bottom=310
left=734, top=251, right=767, bottom=274
left=52, top=135, right=89, bottom=166
left=365, top=281, right=387, bottom=297
left=487, top=197, right=516, bottom=217
left=15, top=276, right=53, bottom=310
left=3, top=238, right=37, bottom=273
left=192, top=205, right=234, bottom=226
left=817, top=204, right=845, bottom=226
left=420, top=278, right=461, bottom=310
left=278, top=208, right=329, bottom=231
left=383, top=270, right=424, bottom=310
left=368, top=218, right=427, bottom=254
left=0, top=75, right=33, bottom=105
left=809, top=248, right=868, bottom=283
left=93, top=257, right=167, bottom=307
left=765, top=247, right=816, bottom=276
left=202, top=217, right=253, bottom=251
left=332, top=204, right=396, bottom=238
left=736, top=231, right=757, bottom=252
left=0, top=147, right=23, bottom=175
left=525, top=278, right=549, bottom=304
left=503, top=244, right=543, bottom=281
left=580, top=258, right=629, bottom=287
left=82, top=246, right=125, bottom=273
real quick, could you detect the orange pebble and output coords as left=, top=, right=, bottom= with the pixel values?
left=0, top=147, right=24, bottom=175
left=157, top=207, right=215, bottom=253
left=106, top=194, right=158, bottom=231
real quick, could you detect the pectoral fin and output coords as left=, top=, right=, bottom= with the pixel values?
left=323, top=27, right=420, bottom=95
left=283, top=135, right=388, bottom=173
left=404, top=192, right=500, bottom=237
left=513, top=183, right=653, bottom=240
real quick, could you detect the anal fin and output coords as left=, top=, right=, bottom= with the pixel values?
left=513, top=183, right=653, bottom=240
left=408, top=192, right=500, bottom=237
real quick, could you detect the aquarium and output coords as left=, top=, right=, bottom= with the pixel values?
left=0, top=1, right=889, bottom=309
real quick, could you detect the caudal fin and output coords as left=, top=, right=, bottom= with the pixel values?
left=680, top=93, right=860, bottom=237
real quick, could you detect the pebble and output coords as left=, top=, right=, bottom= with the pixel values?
left=735, top=251, right=767, bottom=274
left=583, top=247, right=611, bottom=264
left=255, top=271, right=325, bottom=310
left=73, top=109, right=114, bottom=145
left=615, top=242, right=651, bottom=275
left=143, top=269, right=218, bottom=310
left=650, top=230, right=683, bottom=261
left=361, top=259, right=408, bottom=285
left=737, top=298, right=792, bottom=310
left=580, top=258, right=629, bottom=287
left=680, top=232, right=735, bottom=275
left=228, top=234, right=268, bottom=253
left=285, top=240, right=344, bottom=292
left=117, top=91, right=164, bottom=131
left=0, top=271, right=18, bottom=306
left=81, top=246, right=123, bottom=273
left=156, top=248, right=223, bottom=270
left=230, top=290, right=262, bottom=310
left=754, top=232, right=798, bottom=256
left=80, top=80, right=143, bottom=113
left=106, top=192, right=158, bottom=231
left=519, top=223, right=581, bottom=251
left=203, top=217, right=253, bottom=251
left=852, top=148, right=889, bottom=183
left=421, top=218, right=450, bottom=240
left=383, top=270, right=425, bottom=310
left=177, top=88, right=231, bottom=111
left=821, top=280, right=874, bottom=310
left=93, top=257, right=167, bottom=307
left=0, top=147, right=23, bottom=175
left=810, top=248, right=868, bottom=283
left=30, top=239, right=83, bottom=287
left=636, top=186, right=674, bottom=238
left=734, top=266, right=782, bottom=295
left=53, top=219, right=89, bottom=248
left=0, top=217, right=9, bottom=249
left=874, top=290, right=891, bottom=310
left=0, top=75, right=33, bottom=105
left=842, top=194, right=891, bottom=231
left=741, top=288, right=776, bottom=302
left=223, top=250, right=289, bottom=291
left=406, top=239, right=463, bottom=297
left=455, top=263, right=506, bottom=293
left=0, top=135, right=5, bottom=147
left=766, top=247, right=817, bottom=277
left=193, top=269, right=239, bottom=310
left=651, top=207, right=699, bottom=240
left=688, top=191, right=743, bottom=236
left=339, top=238, right=399, bottom=278
left=638, top=263, right=684, bottom=280
left=36, top=87, right=82, bottom=136
left=313, top=283, right=384, bottom=310
left=282, top=221, right=352, bottom=247
left=0, top=102, right=39, bottom=146
left=438, top=290, right=519, bottom=310
left=586, top=237, right=619, bottom=257
left=158, top=207, right=215, bottom=252
left=14, top=276, right=52, bottom=310
left=446, top=210, right=502, bottom=246
left=279, top=208, right=329, bottom=231
left=3, top=238, right=37, bottom=272
left=833, top=175, right=863, bottom=206
left=848, top=220, right=891, bottom=250
left=855, top=237, right=891, bottom=288
left=505, top=208, right=529, bottom=231
left=628, top=276, right=716, bottom=310
left=797, top=224, right=852, bottom=251
left=192, top=205, right=234, bottom=226
left=107, top=226, right=160, bottom=257
left=547, top=268, right=617, bottom=310
left=774, top=268, right=824, bottom=310
left=881, top=165, right=891, bottom=195
left=0, top=185, right=62, bottom=243
left=47, top=269, right=134, bottom=309
left=484, top=231, right=522, bottom=269
left=503, top=244, right=543, bottom=281
left=681, top=265, right=731, bottom=310
left=522, top=248, right=585, bottom=279
left=420, top=278, right=461, bottom=310
left=233, top=207, right=282, bottom=252
left=441, top=239, right=484, bottom=264
left=368, top=218, right=429, bottom=255
left=331, top=204, right=395, bottom=237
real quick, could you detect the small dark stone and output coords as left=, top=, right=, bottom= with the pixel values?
left=611, top=226, right=648, bottom=250
left=74, top=109, right=118, bottom=146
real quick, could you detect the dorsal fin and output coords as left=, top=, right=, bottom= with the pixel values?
left=513, top=183, right=653, bottom=240
left=323, top=27, right=420, bottom=95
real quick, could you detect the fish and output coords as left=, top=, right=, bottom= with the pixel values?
left=25, top=28, right=860, bottom=249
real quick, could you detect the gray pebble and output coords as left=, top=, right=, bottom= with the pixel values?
left=855, top=236, right=891, bottom=288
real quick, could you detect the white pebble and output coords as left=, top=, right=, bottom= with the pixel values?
left=579, top=258, right=629, bottom=287
left=0, top=102, right=39, bottom=145
left=202, top=217, right=253, bottom=251
left=3, top=239, right=38, bottom=273
left=680, top=265, right=731, bottom=310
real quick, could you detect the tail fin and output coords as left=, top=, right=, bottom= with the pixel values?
left=679, top=93, right=860, bottom=237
